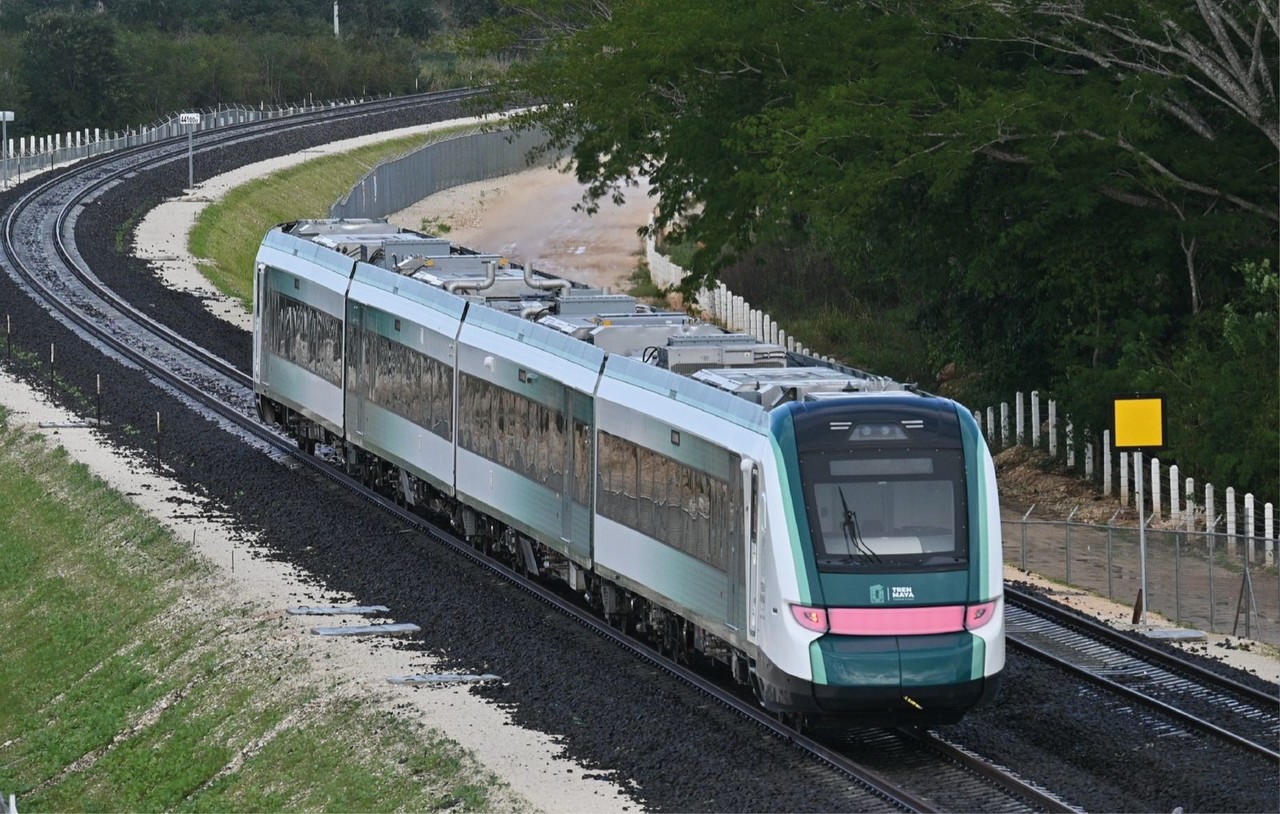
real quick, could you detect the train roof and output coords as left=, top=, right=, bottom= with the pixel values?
left=275, top=219, right=915, bottom=408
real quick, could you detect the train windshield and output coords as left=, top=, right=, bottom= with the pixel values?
left=799, top=449, right=967, bottom=571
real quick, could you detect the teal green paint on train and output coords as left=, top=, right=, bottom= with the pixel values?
left=771, top=408, right=818, bottom=605
left=958, top=408, right=992, bottom=599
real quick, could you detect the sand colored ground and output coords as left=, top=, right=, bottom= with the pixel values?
left=388, top=167, right=652, bottom=294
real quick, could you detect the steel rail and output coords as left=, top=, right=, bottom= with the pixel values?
left=903, top=728, right=1078, bottom=813
left=1007, top=586, right=1278, bottom=711
left=1005, top=593, right=1279, bottom=762
left=9, top=88, right=487, bottom=391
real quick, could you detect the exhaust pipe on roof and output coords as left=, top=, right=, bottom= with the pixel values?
left=445, top=259, right=498, bottom=294
left=523, top=260, right=572, bottom=298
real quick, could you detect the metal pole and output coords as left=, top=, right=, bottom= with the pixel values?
left=187, top=128, right=193, bottom=189
left=1208, top=522, right=1216, bottom=633
left=1136, top=451, right=1148, bottom=626
left=2, top=115, right=7, bottom=189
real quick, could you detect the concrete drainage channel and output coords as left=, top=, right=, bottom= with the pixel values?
left=289, top=605, right=501, bottom=686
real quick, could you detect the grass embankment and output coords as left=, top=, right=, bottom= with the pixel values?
left=0, top=410, right=504, bottom=811
left=189, top=125, right=478, bottom=310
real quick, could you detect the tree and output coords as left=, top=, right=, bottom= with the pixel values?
left=472, top=0, right=1277, bottom=495
left=959, top=1, right=1278, bottom=315
left=20, top=11, right=128, bottom=133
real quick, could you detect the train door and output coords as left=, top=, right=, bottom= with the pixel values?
left=252, top=262, right=265, bottom=386
left=347, top=301, right=365, bottom=439
left=728, top=456, right=756, bottom=633
left=745, top=459, right=761, bottom=642
left=562, top=390, right=594, bottom=562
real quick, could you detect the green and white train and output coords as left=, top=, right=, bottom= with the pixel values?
left=252, top=219, right=1004, bottom=726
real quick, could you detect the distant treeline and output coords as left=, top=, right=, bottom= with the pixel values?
left=0, top=0, right=501, bottom=136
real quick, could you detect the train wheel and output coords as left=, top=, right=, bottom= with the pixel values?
left=777, top=711, right=809, bottom=735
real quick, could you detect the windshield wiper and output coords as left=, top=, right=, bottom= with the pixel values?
left=838, top=487, right=882, bottom=564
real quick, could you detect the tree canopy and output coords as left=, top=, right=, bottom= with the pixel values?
left=473, top=0, right=1278, bottom=498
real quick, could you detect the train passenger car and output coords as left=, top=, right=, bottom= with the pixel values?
left=452, top=302, right=604, bottom=567
left=252, top=218, right=1005, bottom=728
left=592, top=353, right=762, bottom=653
left=252, top=223, right=362, bottom=444
left=344, top=262, right=465, bottom=498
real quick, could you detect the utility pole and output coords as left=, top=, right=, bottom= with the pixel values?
left=333, top=1, right=340, bottom=38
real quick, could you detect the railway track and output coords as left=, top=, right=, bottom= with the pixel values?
left=0, top=94, right=1070, bottom=810
left=1006, top=588, right=1280, bottom=762
left=1, top=91, right=1272, bottom=812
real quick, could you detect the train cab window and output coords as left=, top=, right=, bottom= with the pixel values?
left=800, top=449, right=967, bottom=571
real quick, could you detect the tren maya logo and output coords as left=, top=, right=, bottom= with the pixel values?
left=870, top=584, right=915, bottom=603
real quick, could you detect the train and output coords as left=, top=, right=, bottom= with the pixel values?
left=251, top=218, right=1005, bottom=727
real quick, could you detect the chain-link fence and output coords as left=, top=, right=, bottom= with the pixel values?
left=330, top=126, right=565, bottom=221
left=1004, top=513, right=1279, bottom=645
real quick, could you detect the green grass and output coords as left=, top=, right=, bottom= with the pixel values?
left=0, top=410, right=508, bottom=811
left=187, top=125, right=479, bottom=310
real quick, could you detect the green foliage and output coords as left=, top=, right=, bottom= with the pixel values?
left=475, top=0, right=1277, bottom=497
left=20, top=11, right=128, bottom=133
left=0, top=2, right=490, bottom=139
left=1154, top=260, right=1277, bottom=499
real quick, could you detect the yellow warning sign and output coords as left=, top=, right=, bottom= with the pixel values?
left=1112, top=394, right=1166, bottom=451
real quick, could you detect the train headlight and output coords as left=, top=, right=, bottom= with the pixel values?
left=789, top=605, right=829, bottom=633
left=965, top=600, right=999, bottom=630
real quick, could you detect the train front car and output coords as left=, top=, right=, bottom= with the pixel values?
left=755, top=393, right=1004, bottom=727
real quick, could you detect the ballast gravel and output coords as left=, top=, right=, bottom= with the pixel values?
left=0, top=101, right=1275, bottom=813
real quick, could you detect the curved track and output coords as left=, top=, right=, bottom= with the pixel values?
left=1, top=92, right=1273, bottom=812
left=1006, top=589, right=1280, bottom=761
left=0, top=92, right=937, bottom=811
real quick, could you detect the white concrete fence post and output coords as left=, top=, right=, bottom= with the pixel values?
left=1120, top=451, right=1129, bottom=507
left=1244, top=493, right=1255, bottom=562
left=1169, top=465, right=1180, bottom=524
left=1205, top=484, right=1215, bottom=533
left=1047, top=400, right=1057, bottom=457
left=1030, top=390, right=1040, bottom=448
left=1183, top=478, right=1195, bottom=527
left=1150, top=458, right=1162, bottom=519
left=1226, top=487, right=1237, bottom=555
left=1000, top=403, right=1009, bottom=448
left=1267, top=503, right=1275, bottom=566
left=1015, top=391, right=1024, bottom=445
left=1102, top=430, right=1111, bottom=495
